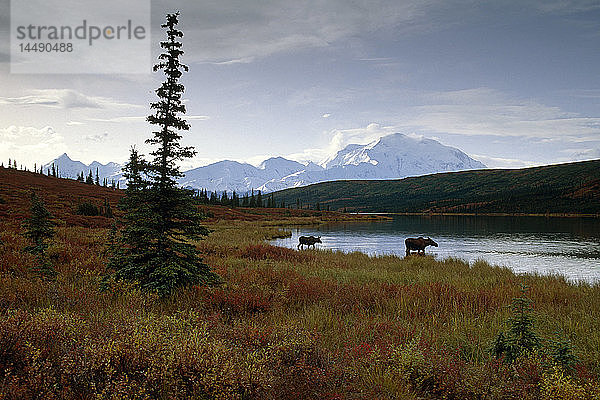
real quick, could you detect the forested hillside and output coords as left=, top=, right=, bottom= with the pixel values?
left=271, top=159, right=600, bottom=214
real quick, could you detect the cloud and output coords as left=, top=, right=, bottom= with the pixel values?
left=86, top=115, right=209, bottom=123
left=84, top=132, right=110, bottom=142
left=200, top=57, right=256, bottom=65
left=568, top=148, right=600, bottom=161
left=152, top=0, right=438, bottom=63
left=533, top=0, right=600, bottom=13
left=66, top=121, right=84, bottom=126
left=0, top=125, right=67, bottom=167
left=401, top=87, right=600, bottom=139
left=469, top=154, right=537, bottom=169
left=87, top=116, right=147, bottom=123
left=0, top=89, right=141, bottom=109
left=325, top=123, right=397, bottom=156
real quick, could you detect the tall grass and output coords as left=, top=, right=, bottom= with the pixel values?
left=1, top=218, right=599, bottom=399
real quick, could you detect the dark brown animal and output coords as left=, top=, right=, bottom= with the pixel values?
left=405, top=237, right=438, bottom=256
left=298, top=235, right=322, bottom=250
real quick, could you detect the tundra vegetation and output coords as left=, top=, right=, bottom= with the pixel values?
left=1, top=168, right=600, bottom=399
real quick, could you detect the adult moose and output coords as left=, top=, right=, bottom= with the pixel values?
left=298, top=236, right=322, bottom=250
left=405, top=237, right=438, bottom=256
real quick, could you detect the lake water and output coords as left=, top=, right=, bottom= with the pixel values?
left=271, top=215, right=600, bottom=283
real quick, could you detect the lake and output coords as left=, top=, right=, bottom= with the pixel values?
left=271, top=215, right=600, bottom=283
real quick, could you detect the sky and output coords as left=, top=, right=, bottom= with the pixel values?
left=1, top=0, right=600, bottom=170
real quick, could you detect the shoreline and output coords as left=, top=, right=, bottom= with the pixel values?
left=355, top=211, right=600, bottom=218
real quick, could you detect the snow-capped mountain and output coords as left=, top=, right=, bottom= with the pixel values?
left=258, top=133, right=485, bottom=192
left=178, top=160, right=269, bottom=193
left=324, top=133, right=485, bottom=175
left=43, top=153, right=124, bottom=185
left=178, top=157, right=307, bottom=194
left=46, top=133, right=486, bottom=193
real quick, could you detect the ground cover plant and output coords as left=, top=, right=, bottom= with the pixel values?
left=1, top=167, right=600, bottom=399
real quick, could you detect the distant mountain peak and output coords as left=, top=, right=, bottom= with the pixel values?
left=44, top=153, right=124, bottom=184
left=259, top=156, right=303, bottom=170
left=46, top=132, right=485, bottom=194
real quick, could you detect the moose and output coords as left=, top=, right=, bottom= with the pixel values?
left=298, top=235, right=322, bottom=250
left=405, top=237, right=438, bottom=256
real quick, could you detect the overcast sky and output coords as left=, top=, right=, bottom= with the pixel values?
left=1, top=0, right=600, bottom=169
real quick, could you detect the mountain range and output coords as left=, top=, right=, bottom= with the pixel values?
left=44, top=133, right=486, bottom=193
left=43, top=154, right=124, bottom=185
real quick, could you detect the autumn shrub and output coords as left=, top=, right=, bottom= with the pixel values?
left=76, top=202, right=100, bottom=216
left=204, top=283, right=276, bottom=316
left=1, top=214, right=600, bottom=399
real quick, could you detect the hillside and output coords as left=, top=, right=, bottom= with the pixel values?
left=271, top=159, right=600, bottom=214
left=0, top=167, right=376, bottom=227
left=0, top=167, right=123, bottom=228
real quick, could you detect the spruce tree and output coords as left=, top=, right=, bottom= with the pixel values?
left=106, top=148, right=155, bottom=286
left=109, top=13, right=218, bottom=296
left=23, top=192, right=56, bottom=277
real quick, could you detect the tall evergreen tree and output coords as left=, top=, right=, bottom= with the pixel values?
left=95, top=167, right=100, bottom=185
left=109, top=13, right=218, bottom=295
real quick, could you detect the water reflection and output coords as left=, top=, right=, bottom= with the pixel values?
left=271, top=216, right=600, bottom=283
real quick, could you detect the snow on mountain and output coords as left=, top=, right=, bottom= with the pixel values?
left=258, top=157, right=305, bottom=178
left=45, top=133, right=486, bottom=194
left=324, top=133, right=486, bottom=177
left=258, top=133, right=485, bottom=192
left=43, top=153, right=124, bottom=184
left=179, top=160, right=271, bottom=194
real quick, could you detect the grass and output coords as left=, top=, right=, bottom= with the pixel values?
left=1, top=167, right=600, bottom=399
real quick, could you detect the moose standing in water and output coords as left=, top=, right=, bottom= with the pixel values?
left=405, top=237, right=438, bottom=256
left=298, top=236, right=322, bottom=250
